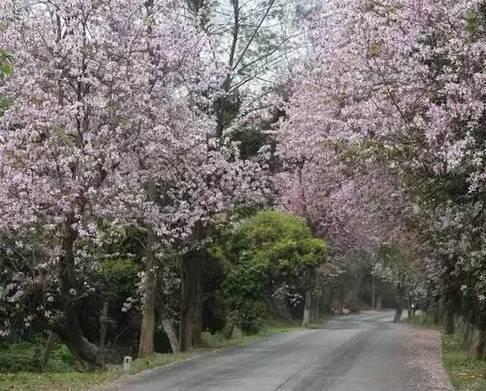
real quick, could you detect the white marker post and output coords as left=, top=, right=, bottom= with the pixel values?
left=123, top=356, right=132, bottom=373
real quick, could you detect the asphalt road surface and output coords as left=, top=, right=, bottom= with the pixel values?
left=119, top=311, right=452, bottom=391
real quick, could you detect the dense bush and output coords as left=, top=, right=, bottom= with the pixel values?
left=211, top=210, right=328, bottom=332
left=0, top=337, right=74, bottom=373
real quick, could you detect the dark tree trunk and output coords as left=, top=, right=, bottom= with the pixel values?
left=407, top=296, right=413, bottom=321
left=58, top=220, right=102, bottom=368
left=311, top=293, right=320, bottom=322
left=443, top=280, right=458, bottom=335
left=338, top=284, right=345, bottom=315
left=444, top=309, right=455, bottom=335
left=444, top=298, right=456, bottom=335
left=193, top=272, right=203, bottom=347
left=138, top=228, right=156, bottom=358
left=470, top=314, right=486, bottom=359
left=393, top=285, right=404, bottom=323
left=461, top=313, right=474, bottom=350
left=443, top=259, right=461, bottom=335
left=471, top=328, right=486, bottom=359
left=98, top=301, right=109, bottom=367
left=179, top=252, right=203, bottom=351
left=462, top=320, right=473, bottom=350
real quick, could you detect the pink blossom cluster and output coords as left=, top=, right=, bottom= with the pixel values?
left=278, top=0, right=486, bottom=301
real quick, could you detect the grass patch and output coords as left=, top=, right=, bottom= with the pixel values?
left=442, top=333, right=486, bottom=390
left=0, top=338, right=75, bottom=374
left=0, top=325, right=298, bottom=391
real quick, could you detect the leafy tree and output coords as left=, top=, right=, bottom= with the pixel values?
left=212, top=210, right=327, bottom=329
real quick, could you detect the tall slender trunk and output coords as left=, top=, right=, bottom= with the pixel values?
left=138, top=228, right=156, bottom=358
left=311, top=293, right=320, bottom=322
left=443, top=259, right=460, bottom=335
left=444, top=299, right=456, bottom=335
left=193, top=272, right=203, bottom=347
left=407, top=296, right=412, bottom=321
left=179, top=253, right=202, bottom=351
left=302, top=289, right=312, bottom=327
left=98, top=301, right=109, bottom=367
left=338, top=282, right=345, bottom=314
left=393, top=284, right=404, bottom=323
left=462, top=314, right=474, bottom=350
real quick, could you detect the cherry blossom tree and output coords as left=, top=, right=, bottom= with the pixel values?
left=0, top=0, right=271, bottom=362
left=279, top=0, right=486, bottom=356
left=0, top=0, right=218, bottom=366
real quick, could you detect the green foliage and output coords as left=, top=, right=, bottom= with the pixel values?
left=230, top=210, right=327, bottom=271
left=465, top=3, right=486, bottom=36
left=100, top=257, right=140, bottom=302
left=229, top=125, right=271, bottom=160
left=212, top=210, right=327, bottom=331
left=442, top=334, right=486, bottom=390
left=0, top=49, right=13, bottom=117
left=0, top=50, right=12, bottom=78
left=0, top=338, right=74, bottom=373
left=376, top=243, right=416, bottom=280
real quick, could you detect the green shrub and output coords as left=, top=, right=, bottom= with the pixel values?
left=0, top=337, right=74, bottom=373
left=0, top=341, right=37, bottom=373
left=211, top=210, right=328, bottom=331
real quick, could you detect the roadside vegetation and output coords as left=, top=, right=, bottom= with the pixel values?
left=442, top=334, right=486, bottom=391
left=0, top=324, right=297, bottom=391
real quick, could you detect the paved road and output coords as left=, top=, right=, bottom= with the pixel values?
left=119, top=311, right=452, bottom=391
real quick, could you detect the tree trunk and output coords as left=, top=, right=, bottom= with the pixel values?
left=59, top=220, right=102, bottom=368
left=393, top=285, right=404, bottom=323
left=302, top=289, right=312, bottom=327
left=444, top=300, right=455, bottom=335
left=470, top=327, right=486, bottom=359
left=393, top=306, right=403, bottom=323
left=98, top=301, right=109, bottom=367
left=470, top=315, right=486, bottom=359
left=407, top=296, right=412, bottom=321
left=193, top=264, right=203, bottom=347
left=138, top=228, right=156, bottom=358
left=40, top=332, right=55, bottom=372
left=443, top=261, right=460, bottom=335
left=161, top=318, right=180, bottom=353
left=311, top=293, right=320, bottom=322
left=438, top=296, right=445, bottom=324
left=444, top=310, right=455, bottom=335
left=179, top=252, right=202, bottom=351
left=462, top=317, right=473, bottom=350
